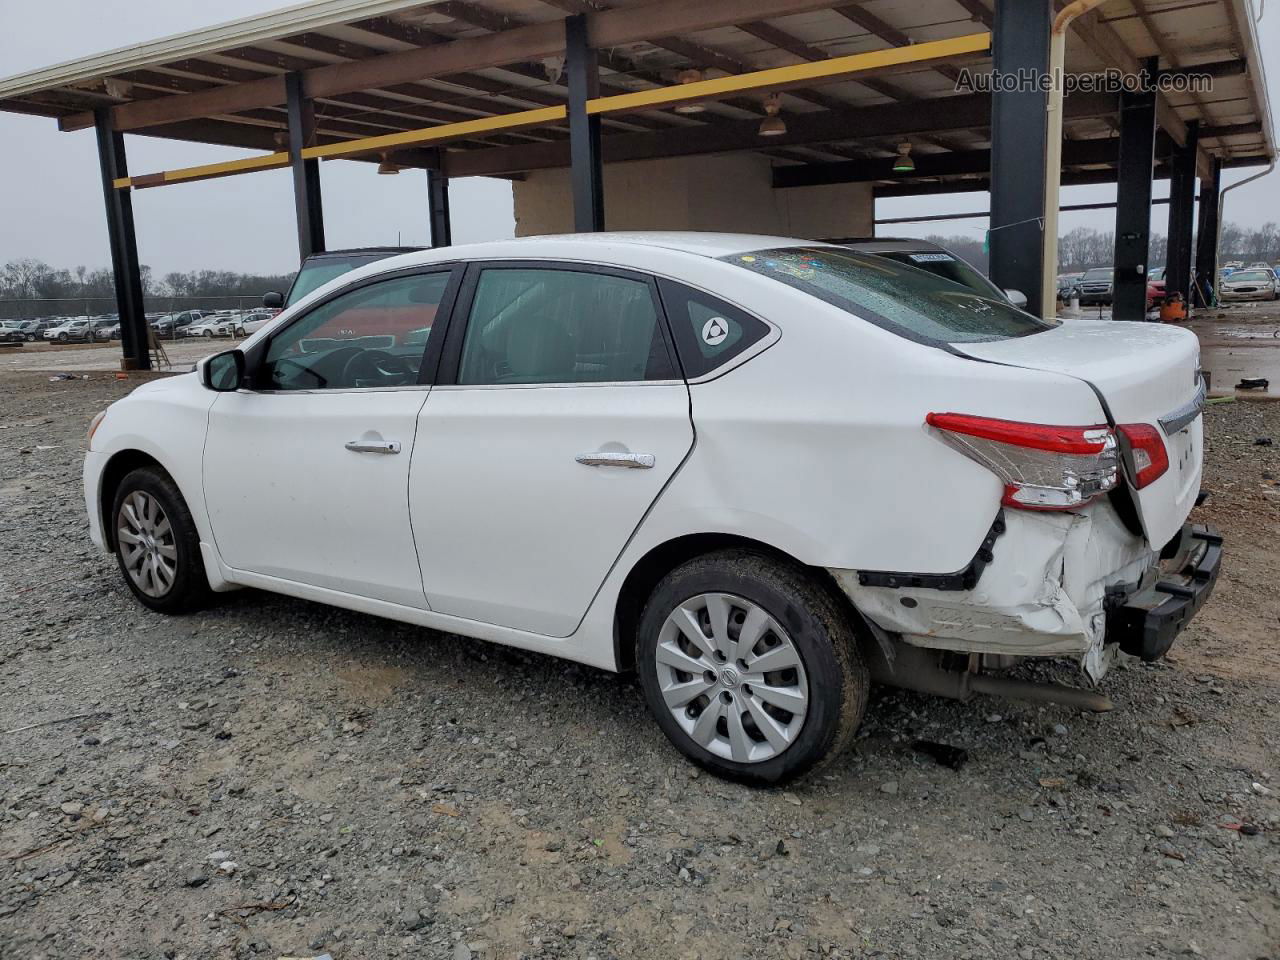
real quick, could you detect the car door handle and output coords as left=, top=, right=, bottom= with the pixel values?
left=575, top=451, right=655, bottom=469
left=345, top=440, right=401, bottom=455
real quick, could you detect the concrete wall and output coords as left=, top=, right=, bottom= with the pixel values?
left=512, top=153, right=873, bottom=239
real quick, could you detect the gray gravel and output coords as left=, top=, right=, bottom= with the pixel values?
left=0, top=369, right=1277, bottom=960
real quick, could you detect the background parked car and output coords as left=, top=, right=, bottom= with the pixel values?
left=44, top=318, right=115, bottom=342
left=1220, top=269, right=1279, bottom=301
left=234, top=310, right=273, bottom=336
left=824, top=237, right=1029, bottom=308
left=1056, top=274, right=1082, bottom=302
left=262, top=247, right=421, bottom=311
left=1146, top=266, right=1166, bottom=309
left=183, top=316, right=236, bottom=338
left=151, top=310, right=207, bottom=338
left=0, top=320, right=41, bottom=342
left=1076, top=267, right=1114, bottom=305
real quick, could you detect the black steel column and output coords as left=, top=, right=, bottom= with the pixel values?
left=1164, top=121, right=1199, bottom=304
left=565, top=14, right=604, bottom=232
left=94, top=108, right=149, bottom=371
left=427, top=168, right=452, bottom=247
left=1192, top=156, right=1222, bottom=308
left=1112, top=59, right=1158, bottom=322
left=285, top=72, right=325, bottom=261
left=988, top=0, right=1051, bottom=312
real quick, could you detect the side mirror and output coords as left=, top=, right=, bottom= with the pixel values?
left=262, top=290, right=284, bottom=309
left=1004, top=288, right=1029, bottom=309
left=202, top=349, right=245, bottom=392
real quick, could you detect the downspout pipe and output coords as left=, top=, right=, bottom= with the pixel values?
left=1041, top=0, right=1107, bottom=319
left=1215, top=160, right=1275, bottom=299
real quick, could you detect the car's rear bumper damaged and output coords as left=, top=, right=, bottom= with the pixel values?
left=830, top=505, right=1217, bottom=682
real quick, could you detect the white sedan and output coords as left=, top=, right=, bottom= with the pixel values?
left=83, top=234, right=1220, bottom=784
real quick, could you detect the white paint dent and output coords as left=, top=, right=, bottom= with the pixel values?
left=830, top=501, right=1154, bottom=681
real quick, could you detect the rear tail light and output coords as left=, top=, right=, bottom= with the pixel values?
left=1116, top=423, right=1169, bottom=488
left=926, top=412, right=1119, bottom=511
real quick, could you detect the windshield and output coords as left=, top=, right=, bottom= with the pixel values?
left=1230, top=271, right=1272, bottom=282
left=722, top=246, right=1054, bottom=346
left=1082, top=268, right=1111, bottom=280
left=286, top=254, right=394, bottom=306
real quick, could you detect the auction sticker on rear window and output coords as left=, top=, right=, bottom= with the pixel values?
left=909, top=253, right=954, bottom=263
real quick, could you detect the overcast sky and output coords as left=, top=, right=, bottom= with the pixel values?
left=1, top=0, right=1277, bottom=277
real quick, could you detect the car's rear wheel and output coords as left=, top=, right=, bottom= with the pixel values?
left=111, top=467, right=211, bottom=614
left=25, top=333, right=34, bottom=342
left=637, top=549, right=867, bottom=785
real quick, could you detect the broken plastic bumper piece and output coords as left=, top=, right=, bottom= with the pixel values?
left=1107, top=524, right=1223, bottom=662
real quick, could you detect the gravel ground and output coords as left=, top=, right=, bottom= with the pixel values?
left=0, top=367, right=1277, bottom=960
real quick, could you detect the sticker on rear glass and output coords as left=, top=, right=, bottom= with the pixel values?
left=702, top=317, right=730, bottom=346
left=909, top=253, right=954, bottom=262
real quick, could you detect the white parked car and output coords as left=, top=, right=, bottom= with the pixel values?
left=183, top=316, right=235, bottom=338
left=1220, top=269, right=1278, bottom=302
left=83, top=234, right=1220, bottom=784
left=234, top=310, right=274, bottom=337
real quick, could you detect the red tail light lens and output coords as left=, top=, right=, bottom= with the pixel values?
left=1116, top=423, right=1169, bottom=488
left=926, top=412, right=1119, bottom=511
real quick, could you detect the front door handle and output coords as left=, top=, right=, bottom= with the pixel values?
left=345, top=439, right=401, bottom=455
left=575, top=451, right=655, bottom=469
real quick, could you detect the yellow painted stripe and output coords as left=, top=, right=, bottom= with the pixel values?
left=116, top=151, right=289, bottom=189
left=586, top=33, right=991, bottom=115
left=301, top=106, right=568, bottom=160
left=162, top=151, right=290, bottom=183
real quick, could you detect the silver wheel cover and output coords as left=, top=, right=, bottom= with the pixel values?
left=655, top=592, right=809, bottom=764
left=116, top=490, right=178, bottom=598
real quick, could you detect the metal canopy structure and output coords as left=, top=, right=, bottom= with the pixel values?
left=0, top=0, right=1274, bottom=366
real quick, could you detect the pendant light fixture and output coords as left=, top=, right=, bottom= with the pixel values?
left=758, top=93, right=786, bottom=137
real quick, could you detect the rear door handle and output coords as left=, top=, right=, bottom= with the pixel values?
left=345, top=440, right=401, bottom=455
left=575, top=451, right=655, bottom=469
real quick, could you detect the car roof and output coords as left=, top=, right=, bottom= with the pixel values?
left=379, top=232, right=833, bottom=268
left=305, top=246, right=424, bottom=261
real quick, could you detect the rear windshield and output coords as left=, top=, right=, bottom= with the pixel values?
left=721, top=247, right=1053, bottom=346
left=286, top=254, right=396, bottom=306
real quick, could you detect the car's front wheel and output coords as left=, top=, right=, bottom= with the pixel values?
left=637, top=549, right=867, bottom=785
left=111, top=467, right=211, bottom=614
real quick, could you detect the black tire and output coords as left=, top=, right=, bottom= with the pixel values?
left=636, top=549, right=868, bottom=786
left=110, top=467, right=212, bottom=614
left=25, top=333, right=34, bottom=342
left=57, top=332, right=68, bottom=342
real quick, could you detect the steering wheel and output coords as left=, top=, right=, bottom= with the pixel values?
left=341, top=349, right=418, bottom=387
left=271, top=356, right=328, bottom=389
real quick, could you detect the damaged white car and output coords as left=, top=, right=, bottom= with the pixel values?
left=83, top=234, right=1220, bottom=784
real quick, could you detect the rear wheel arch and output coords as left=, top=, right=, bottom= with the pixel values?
left=613, top=533, right=866, bottom=673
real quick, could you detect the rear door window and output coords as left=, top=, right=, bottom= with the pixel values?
left=456, top=267, right=675, bottom=385
left=722, top=246, right=1054, bottom=346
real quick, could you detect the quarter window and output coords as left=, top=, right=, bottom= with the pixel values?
left=657, top=280, right=771, bottom=379
left=261, top=272, right=450, bottom=391
left=457, top=268, right=673, bottom=385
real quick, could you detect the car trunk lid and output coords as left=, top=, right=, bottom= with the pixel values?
left=954, top=319, right=1202, bottom=548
